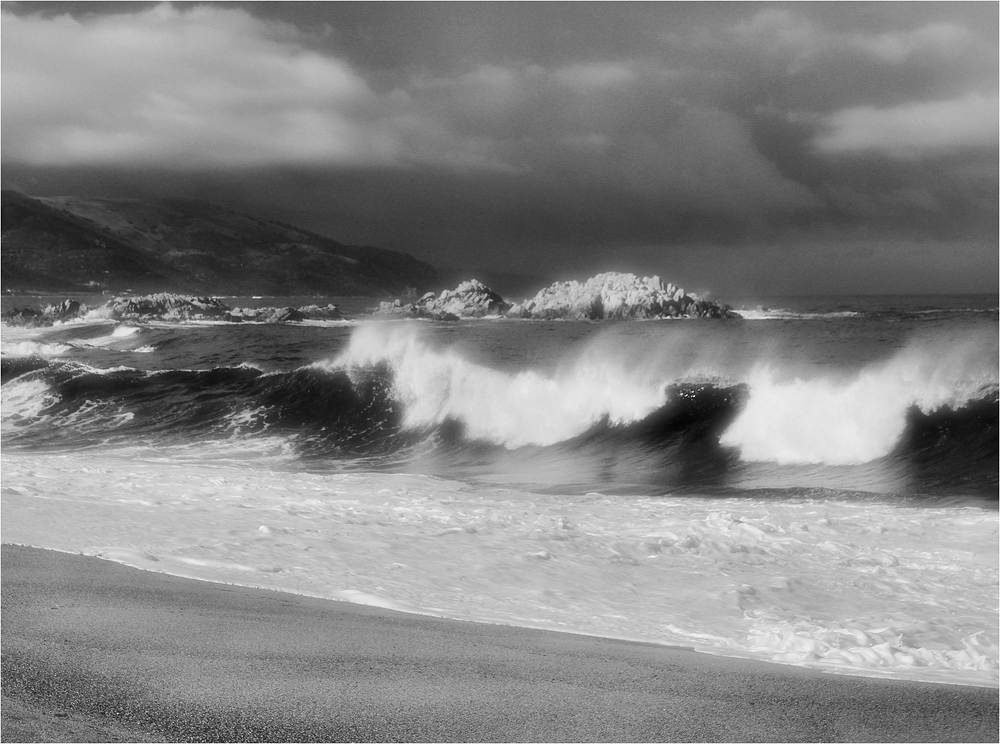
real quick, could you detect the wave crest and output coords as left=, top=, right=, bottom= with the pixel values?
left=720, top=339, right=997, bottom=465
left=327, top=323, right=668, bottom=448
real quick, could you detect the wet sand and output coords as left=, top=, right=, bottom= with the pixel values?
left=2, top=544, right=997, bottom=742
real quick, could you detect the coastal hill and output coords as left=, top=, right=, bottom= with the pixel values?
left=0, top=190, right=438, bottom=296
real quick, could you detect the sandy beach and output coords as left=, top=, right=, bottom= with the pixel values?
left=1, top=544, right=996, bottom=743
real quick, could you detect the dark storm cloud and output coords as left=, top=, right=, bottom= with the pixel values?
left=2, top=2, right=996, bottom=293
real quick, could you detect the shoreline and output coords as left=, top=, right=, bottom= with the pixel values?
left=7, top=541, right=996, bottom=692
left=3, top=544, right=997, bottom=743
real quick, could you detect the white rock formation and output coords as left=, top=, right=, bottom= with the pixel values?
left=377, top=279, right=511, bottom=319
left=506, top=272, right=737, bottom=320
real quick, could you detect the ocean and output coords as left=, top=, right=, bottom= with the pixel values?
left=2, top=292, right=997, bottom=688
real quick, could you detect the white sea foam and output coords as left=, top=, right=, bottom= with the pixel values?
left=0, top=340, right=73, bottom=357
left=323, top=322, right=995, bottom=463
left=720, top=339, right=994, bottom=465
left=735, top=307, right=862, bottom=320
left=0, top=369, right=141, bottom=439
left=1, top=379, right=58, bottom=429
left=1, top=324, right=74, bottom=357
left=2, top=449, right=996, bottom=687
left=73, top=324, right=143, bottom=349
left=327, top=322, right=667, bottom=448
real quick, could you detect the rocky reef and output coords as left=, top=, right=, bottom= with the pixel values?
left=375, top=279, right=511, bottom=320
left=507, top=273, right=738, bottom=320
left=376, top=273, right=738, bottom=321
left=2, top=299, right=87, bottom=327
left=2, top=294, right=345, bottom=327
left=89, top=294, right=232, bottom=322
left=3, top=274, right=738, bottom=327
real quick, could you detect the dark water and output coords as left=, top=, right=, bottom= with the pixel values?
left=3, top=293, right=997, bottom=506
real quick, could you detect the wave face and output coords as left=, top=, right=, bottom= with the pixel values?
left=3, top=322, right=996, bottom=501
left=720, top=339, right=995, bottom=465
left=1, top=359, right=407, bottom=458
left=329, top=323, right=672, bottom=448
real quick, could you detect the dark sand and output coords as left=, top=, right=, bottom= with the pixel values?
left=2, top=544, right=997, bottom=743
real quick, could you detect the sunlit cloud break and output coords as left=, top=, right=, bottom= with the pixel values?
left=814, top=92, right=999, bottom=157
left=1, top=4, right=404, bottom=167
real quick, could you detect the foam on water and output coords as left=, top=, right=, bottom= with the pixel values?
left=1, top=324, right=74, bottom=358
left=328, top=323, right=668, bottom=448
left=3, top=297, right=995, bottom=690
left=2, top=449, right=996, bottom=686
left=77, top=325, right=142, bottom=347
left=0, top=340, right=73, bottom=357
left=323, top=322, right=995, bottom=470
left=3, top=322, right=995, bottom=496
left=721, top=338, right=996, bottom=465
left=1, top=378, right=59, bottom=429
left=735, top=307, right=862, bottom=320
left=1, top=322, right=152, bottom=357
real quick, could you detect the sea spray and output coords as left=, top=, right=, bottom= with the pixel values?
left=3, top=317, right=996, bottom=496
left=329, top=322, right=669, bottom=448
left=720, top=335, right=998, bottom=465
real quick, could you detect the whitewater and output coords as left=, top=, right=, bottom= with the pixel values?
left=2, top=292, right=997, bottom=687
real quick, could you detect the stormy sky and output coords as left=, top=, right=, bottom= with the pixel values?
left=2, top=2, right=997, bottom=296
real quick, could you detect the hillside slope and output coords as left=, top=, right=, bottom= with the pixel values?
left=1, top=191, right=438, bottom=295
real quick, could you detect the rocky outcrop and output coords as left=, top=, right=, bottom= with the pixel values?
left=376, top=279, right=511, bottom=319
left=227, top=303, right=343, bottom=323
left=2, top=300, right=90, bottom=328
left=2, top=294, right=345, bottom=326
left=506, top=273, right=739, bottom=320
left=4, top=276, right=737, bottom=328
left=295, top=304, right=345, bottom=320
left=374, top=273, right=739, bottom=321
left=227, top=306, right=306, bottom=323
left=91, top=294, right=232, bottom=321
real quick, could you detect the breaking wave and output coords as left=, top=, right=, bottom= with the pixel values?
left=2, top=323, right=996, bottom=500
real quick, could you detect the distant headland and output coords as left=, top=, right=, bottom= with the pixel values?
left=0, top=190, right=437, bottom=296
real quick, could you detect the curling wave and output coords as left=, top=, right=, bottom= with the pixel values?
left=2, top=323, right=996, bottom=499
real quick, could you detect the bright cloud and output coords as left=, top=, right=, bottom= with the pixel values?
left=1, top=5, right=397, bottom=166
left=814, top=92, right=999, bottom=156
left=2, top=3, right=816, bottom=216
left=730, top=9, right=979, bottom=73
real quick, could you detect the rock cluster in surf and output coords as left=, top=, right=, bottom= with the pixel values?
left=1, top=294, right=345, bottom=326
left=94, top=294, right=232, bottom=321
left=375, top=272, right=739, bottom=320
left=2, top=299, right=86, bottom=327
left=506, top=273, right=737, bottom=320
left=2, top=273, right=738, bottom=327
left=376, top=279, right=512, bottom=320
